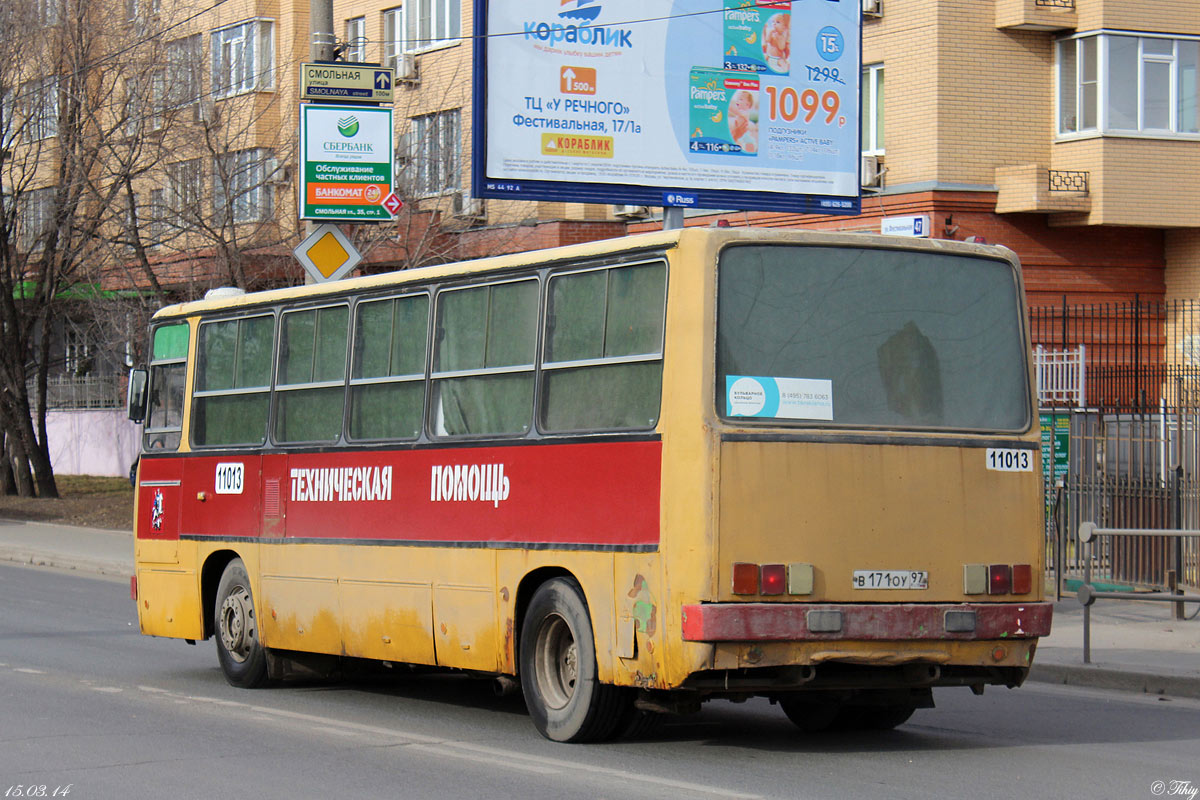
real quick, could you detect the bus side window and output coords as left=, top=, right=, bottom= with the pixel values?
left=274, top=305, right=349, bottom=443
left=432, top=279, right=538, bottom=437
left=348, top=294, right=428, bottom=441
left=192, top=315, right=274, bottom=447
left=143, top=322, right=189, bottom=451
left=541, top=262, right=666, bottom=432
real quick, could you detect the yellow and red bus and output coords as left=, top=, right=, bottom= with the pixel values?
left=129, top=227, right=1051, bottom=742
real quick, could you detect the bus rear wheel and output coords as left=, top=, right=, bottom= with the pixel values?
left=215, top=558, right=269, bottom=688
left=778, top=698, right=841, bottom=733
left=520, top=578, right=624, bottom=743
left=859, top=704, right=916, bottom=730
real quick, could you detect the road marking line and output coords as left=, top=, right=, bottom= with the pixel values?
left=135, top=685, right=760, bottom=798
left=444, top=741, right=763, bottom=798
left=407, top=744, right=559, bottom=775
left=13, top=668, right=45, bottom=674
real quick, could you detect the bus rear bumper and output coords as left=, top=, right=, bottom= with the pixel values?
left=680, top=602, right=1052, bottom=642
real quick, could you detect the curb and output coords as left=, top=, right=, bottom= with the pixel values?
left=0, top=549, right=131, bottom=579
left=1028, top=662, right=1200, bottom=700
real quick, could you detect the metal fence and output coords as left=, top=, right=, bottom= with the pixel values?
left=1033, top=298, right=1200, bottom=593
left=27, top=375, right=124, bottom=410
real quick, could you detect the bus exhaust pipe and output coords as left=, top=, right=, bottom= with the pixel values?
left=493, top=676, right=520, bottom=697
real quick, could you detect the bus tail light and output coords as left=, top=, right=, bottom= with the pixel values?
left=761, top=564, right=786, bottom=595
left=967, top=564, right=1032, bottom=595
left=732, top=562, right=759, bottom=595
left=732, top=563, right=815, bottom=596
left=1011, top=564, right=1033, bottom=594
left=130, top=576, right=138, bottom=601
left=988, top=564, right=1012, bottom=595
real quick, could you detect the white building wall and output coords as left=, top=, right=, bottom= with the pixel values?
left=47, top=410, right=140, bottom=478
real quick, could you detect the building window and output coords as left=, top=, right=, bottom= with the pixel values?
left=36, top=0, right=63, bottom=26
left=167, top=159, right=202, bottom=225
left=861, top=63, right=884, bottom=155
left=64, top=329, right=93, bottom=375
left=126, top=0, right=160, bottom=22
left=17, top=188, right=55, bottom=251
left=213, top=148, right=277, bottom=223
left=344, top=16, right=366, bottom=63
left=1058, top=33, right=1200, bottom=136
left=22, top=77, right=59, bottom=140
left=411, top=109, right=460, bottom=197
left=211, top=19, right=275, bottom=99
left=147, top=188, right=167, bottom=243
left=382, top=7, right=402, bottom=70
left=125, top=72, right=165, bottom=136
left=394, top=0, right=460, bottom=54
left=166, top=35, right=202, bottom=108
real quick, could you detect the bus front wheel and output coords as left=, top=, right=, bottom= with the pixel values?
left=520, top=578, right=624, bottom=743
left=215, top=558, right=269, bottom=688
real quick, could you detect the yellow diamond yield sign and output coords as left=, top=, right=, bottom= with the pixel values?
left=293, top=224, right=362, bottom=283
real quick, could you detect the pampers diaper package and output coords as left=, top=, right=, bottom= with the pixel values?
left=723, top=0, right=791, bottom=76
left=689, top=68, right=760, bottom=156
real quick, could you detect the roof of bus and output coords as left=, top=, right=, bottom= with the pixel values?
left=150, top=227, right=1017, bottom=321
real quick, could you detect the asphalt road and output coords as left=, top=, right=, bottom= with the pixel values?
left=2, top=563, right=1199, bottom=800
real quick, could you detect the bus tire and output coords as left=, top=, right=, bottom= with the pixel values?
left=860, top=704, right=916, bottom=730
left=520, top=578, right=623, bottom=743
left=779, top=698, right=840, bottom=733
left=215, top=558, right=269, bottom=688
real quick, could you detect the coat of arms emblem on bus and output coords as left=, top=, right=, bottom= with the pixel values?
left=151, top=490, right=164, bottom=531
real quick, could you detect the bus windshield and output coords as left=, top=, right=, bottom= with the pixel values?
left=717, top=244, right=1030, bottom=432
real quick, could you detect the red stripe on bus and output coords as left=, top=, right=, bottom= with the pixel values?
left=138, top=440, right=662, bottom=548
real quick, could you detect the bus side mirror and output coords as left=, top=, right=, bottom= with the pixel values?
left=128, top=368, right=148, bottom=422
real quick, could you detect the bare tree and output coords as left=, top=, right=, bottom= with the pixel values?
left=0, top=0, right=137, bottom=497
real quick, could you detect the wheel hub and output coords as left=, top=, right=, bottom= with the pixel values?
left=535, top=614, right=578, bottom=710
left=219, top=587, right=255, bottom=663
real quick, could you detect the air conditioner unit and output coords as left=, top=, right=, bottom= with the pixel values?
left=453, top=193, right=484, bottom=219
left=395, top=53, right=418, bottom=83
left=861, top=155, right=882, bottom=188
left=862, top=0, right=882, bottom=17
left=612, top=204, right=650, bottom=219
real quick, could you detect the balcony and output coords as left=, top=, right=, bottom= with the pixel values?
left=995, top=165, right=1091, bottom=215
left=995, top=0, right=1077, bottom=31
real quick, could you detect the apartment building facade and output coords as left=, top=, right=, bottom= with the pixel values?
left=9, top=1, right=1199, bottom=417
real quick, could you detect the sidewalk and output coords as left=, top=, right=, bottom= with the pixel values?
left=0, top=517, right=133, bottom=578
left=0, top=518, right=1196, bottom=698
left=1031, top=596, right=1200, bottom=699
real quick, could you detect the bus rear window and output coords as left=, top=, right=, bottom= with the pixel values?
left=717, top=244, right=1030, bottom=432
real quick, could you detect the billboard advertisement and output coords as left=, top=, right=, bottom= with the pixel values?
left=473, top=0, right=862, bottom=215
left=300, top=104, right=395, bottom=221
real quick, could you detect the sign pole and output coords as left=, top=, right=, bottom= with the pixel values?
left=305, top=0, right=336, bottom=285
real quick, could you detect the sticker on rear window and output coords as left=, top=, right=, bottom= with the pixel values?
left=726, top=376, right=833, bottom=420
